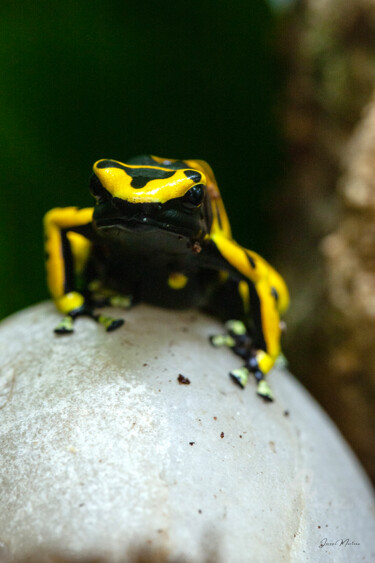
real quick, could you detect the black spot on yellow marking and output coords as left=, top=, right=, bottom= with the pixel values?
left=184, top=170, right=201, bottom=182
left=271, top=287, right=279, bottom=302
left=246, top=252, right=256, bottom=269
left=96, top=160, right=176, bottom=188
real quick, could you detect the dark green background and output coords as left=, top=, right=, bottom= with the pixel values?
left=0, top=0, right=281, bottom=320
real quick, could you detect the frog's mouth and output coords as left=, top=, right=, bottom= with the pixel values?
left=93, top=198, right=203, bottom=240
left=94, top=216, right=198, bottom=242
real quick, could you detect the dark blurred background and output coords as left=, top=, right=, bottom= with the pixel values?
left=0, top=0, right=281, bottom=319
left=2, top=0, right=375, bottom=482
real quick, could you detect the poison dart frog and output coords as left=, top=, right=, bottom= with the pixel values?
left=44, top=155, right=289, bottom=401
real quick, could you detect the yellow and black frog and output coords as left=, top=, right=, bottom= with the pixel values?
left=44, top=155, right=289, bottom=401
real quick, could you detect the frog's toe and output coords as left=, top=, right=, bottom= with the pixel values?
left=210, top=334, right=235, bottom=348
left=225, top=319, right=247, bottom=337
left=54, top=315, right=74, bottom=334
left=95, top=314, right=125, bottom=332
left=229, top=366, right=249, bottom=389
left=256, top=379, right=274, bottom=402
left=105, top=318, right=125, bottom=332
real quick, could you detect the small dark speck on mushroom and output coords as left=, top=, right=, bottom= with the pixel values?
left=239, top=435, right=242, bottom=438
left=213, top=416, right=217, bottom=420
left=198, top=509, right=202, bottom=514
left=143, top=363, right=148, bottom=367
left=283, top=410, right=290, bottom=417
left=220, top=432, right=224, bottom=439
left=189, top=442, right=195, bottom=446
left=178, top=374, right=190, bottom=385
left=318, top=526, right=321, bottom=529
left=79, top=503, right=85, bottom=507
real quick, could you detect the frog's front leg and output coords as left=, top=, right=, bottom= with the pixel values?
left=44, top=207, right=125, bottom=334
left=203, top=234, right=289, bottom=401
left=54, top=309, right=125, bottom=334
left=210, top=319, right=275, bottom=401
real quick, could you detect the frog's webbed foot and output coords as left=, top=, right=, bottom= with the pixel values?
left=54, top=314, right=75, bottom=334
left=210, top=320, right=252, bottom=357
left=210, top=319, right=274, bottom=402
left=54, top=305, right=125, bottom=335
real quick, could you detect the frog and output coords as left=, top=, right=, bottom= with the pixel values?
left=44, top=155, right=289, bottom=401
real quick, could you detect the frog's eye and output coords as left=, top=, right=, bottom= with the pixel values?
left=182, top=184, right=205, bottom=208
left=90, top=174, right=110, bottom=203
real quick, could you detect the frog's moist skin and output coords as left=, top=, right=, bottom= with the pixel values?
left=44, top=155, right=289, bottom=401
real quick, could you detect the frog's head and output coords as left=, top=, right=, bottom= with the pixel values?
left=91, top=158, right=212, bottom=245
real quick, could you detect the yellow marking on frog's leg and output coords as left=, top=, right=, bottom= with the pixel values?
left=168, top=272, right=188, bottom=290
left=66, top=231, right=91, bottom=276
left=44, top=207, right=94, bottom=313
left=208, top=234, right=287, bottom=400
left=211, top=234, right=282, bottom=367
left=55, top=291, right=85, bottom=315
left=43, top=207, right=124, bottom=334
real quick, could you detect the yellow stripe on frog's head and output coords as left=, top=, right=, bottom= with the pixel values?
left=93, top=159, right=206, bottom=204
